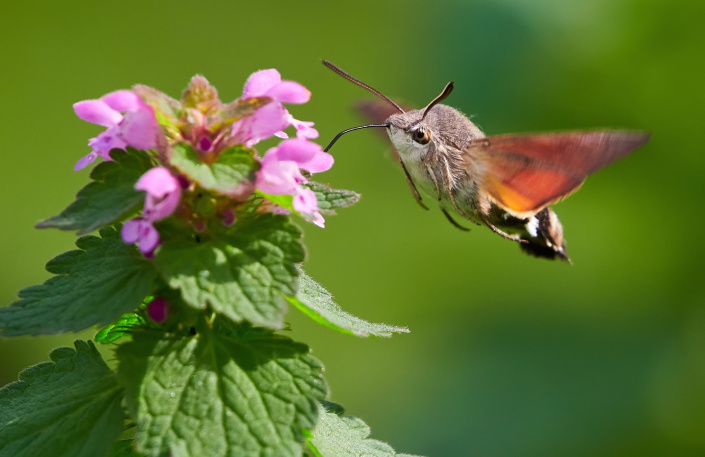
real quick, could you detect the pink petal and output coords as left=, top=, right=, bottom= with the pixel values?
left=242, top=69, right=281, bottom=98
left=311, top=212, right=326, bottom=228
left=137, top=226, right=160, bottom=253
left=73, top=100, right=122, bottom=127
left=118, top=105, right=158, bottom=150
left=255, top=154, right=302, bottom=195
left=73, top=151, right=98, bottom=171
left=293, top=188, right=326, bottom=227
left=292, top=187, right=319, bottom=215
left=293, top=120, right=319, bottom=140
left=88, top=128, right=127, bottom=158
left=135, top=167, right=179, bottom=198
left=299, top=151, right=334, bottom=174
left=232, top=102, right=290, bottom=146
left=122, top=218, right=160, bottom=255
left=274, top=139, right=322, bottom=164
left=121, top=218, right=143, bottom=243
left=101, top=90, right=144, bottom=112
left=144, top=190, right=180, bottom=221
left=136, top=168, right=181, bottom=221
left=250, top=103, right=290, bottom=139
left=266, top=81, right=311, bottom=104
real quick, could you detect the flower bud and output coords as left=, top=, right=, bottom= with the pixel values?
left=147, top=297, right=171, bottom=323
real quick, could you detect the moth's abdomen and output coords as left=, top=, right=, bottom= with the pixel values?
left=490, top=205, right=570, bottom=262
left=518, top=208, right=570, bottom=262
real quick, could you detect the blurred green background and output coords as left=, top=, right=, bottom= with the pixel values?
left=1, top=0, right=703, bottom=455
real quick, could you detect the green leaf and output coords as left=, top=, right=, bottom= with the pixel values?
left=306, top=401, right=422, bottom=457
left=0, top=226, right=157, bottom=336
left=288, top=273, right=409, bottom=337
left=117, top=326, right=327, bottom=457
left=304, top=182, right=360, bottom=213
left=0, top=340, right=124, bottom=457
left=155, top=214, right=304, bottom=329
left=36, top=149, right=153, bottom=234
left=95, top=313, right=147, bottom=344
left=256, top=190, right=295, bottom=213
left=108, top=440, right=142, bottom=457
left=171, top=143, right=259, bottom=195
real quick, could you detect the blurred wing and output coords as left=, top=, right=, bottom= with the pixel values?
left=355, top=99, right=410, bottom=125
left=356, top=99, right=413, bottom=138
left=355, top=99, right=414, bottom=160
left=467, top=131, right=650, bottom=214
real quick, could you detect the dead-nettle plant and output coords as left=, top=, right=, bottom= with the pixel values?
left=0, top=70, right=420, bottom=457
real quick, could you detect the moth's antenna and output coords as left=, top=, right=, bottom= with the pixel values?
left=324, top=124, right=389, bottom=152
left=323, top=60, right=404, bottom=114
left=422, top=82, right=454, bottom=120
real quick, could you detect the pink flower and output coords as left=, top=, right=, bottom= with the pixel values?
left=242, top=69, right=311, bottom=103
left=288, top=116, right=319, bottom=140
left=257, top=154, right=305, bottom=195
left=293, top=188, right=325, bottom=228
left=255, top=139, right=333, bottom=227
left=231, top=102, right=290, bottom=148
left=231, top=69, right=318, bottom=146
left=256, top=139, right=333, bottom=194
left=136, top=167, right=182, bottom=221
left=121, top=218, right=160, bottom=256
left=276, top=139, right=333, bottom=173
left=73, top=90, right=158, bottom=171
left=122, top=167, right=181, bottom=255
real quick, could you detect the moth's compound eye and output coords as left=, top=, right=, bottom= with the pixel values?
left=411, top=128, right=431, bottom=145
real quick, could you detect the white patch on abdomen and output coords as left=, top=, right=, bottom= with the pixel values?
left=526, top=216, right=539, bottom=238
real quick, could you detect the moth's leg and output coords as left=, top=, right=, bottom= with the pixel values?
left=439, top=154, right=480, bottom=226
left=446, top=189, right=481, bottom=226
left=423, top=158, right=443, bottom=203
left=398, top=157, right=429, bottom=210
left=441, top=207, right=471, bottom=231
left=477, top=211, right=528, bottom=243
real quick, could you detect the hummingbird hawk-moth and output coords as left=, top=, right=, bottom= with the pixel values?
left=322, top=61, right=650, bottom=262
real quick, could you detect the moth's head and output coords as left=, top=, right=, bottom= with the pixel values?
left=387, top=102, right=484, bottom=155
left=385, top=80, right=455, bottom=150
left=387, top=109, right=433, bottom=152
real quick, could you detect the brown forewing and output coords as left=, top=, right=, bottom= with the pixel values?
left=466, top=131, right=650, bottom=214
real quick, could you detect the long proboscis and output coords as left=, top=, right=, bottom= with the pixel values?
left=324, top=124, right=390, bottom=152
left=323, top=60, right=405, bottom=114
